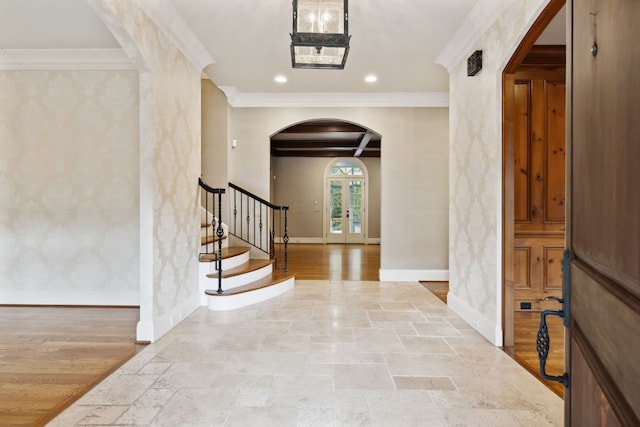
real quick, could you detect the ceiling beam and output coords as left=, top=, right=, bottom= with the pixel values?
left=271, top=140, right=359, bottom=148
left=354, top=132, right=373, bottom=157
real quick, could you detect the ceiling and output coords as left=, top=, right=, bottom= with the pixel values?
left=0, top=0, right=481, bottom=94
left=0, top=0, right=566, bottom=158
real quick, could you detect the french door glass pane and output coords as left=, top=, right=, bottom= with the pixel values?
left=349, top=180, right=362, bottom=233
left=329, top=180, right=343, bottom=234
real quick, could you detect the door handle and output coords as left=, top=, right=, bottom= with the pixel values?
left=536, top=307, right=568, bottom=387
left=346, top=209, right=349, bottom=218
left=536, top=249, right=571, bottom=388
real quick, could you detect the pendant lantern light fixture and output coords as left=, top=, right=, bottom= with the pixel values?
left=290, top=0, right=351, bottom=69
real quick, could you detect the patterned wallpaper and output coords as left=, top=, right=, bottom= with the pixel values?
left=0, top=69, right=139, bottom=304
left=448, top=0, right=549, bottom=344
left=91, top=0, right=202, bottom=341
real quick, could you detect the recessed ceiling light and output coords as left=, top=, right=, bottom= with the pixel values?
left=274, top=75, right=287, bottom=83
left=364, top=74, right=377, bottom=83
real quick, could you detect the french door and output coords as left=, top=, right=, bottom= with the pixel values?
left=326, top=177, right=365, bottom=244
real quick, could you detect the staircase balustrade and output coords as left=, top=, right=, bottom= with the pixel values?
left=228, top=182, right=289, bottom=272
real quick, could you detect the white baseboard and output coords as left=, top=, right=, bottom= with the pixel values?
left=0, top=290, right=139, bottom=306
left=137, top=293, right=200, bottom=343
left=447, top=292, right=503, bottom=346
left=136, top=320, right=154, bottom=343
left=276, top=237, right=324, bottom=244
left=378, top=269, right=449, bottom=282
left=274, top=237, right=381, bottom=245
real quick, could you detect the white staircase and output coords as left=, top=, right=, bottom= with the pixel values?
left=198, top=209, right=295, bottom=311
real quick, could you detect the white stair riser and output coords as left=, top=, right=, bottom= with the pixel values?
left=219, top=264, right=273, bottom=291
left=200, top=251, right=250, bottom=273
left=207, top=277, right=295, bottom=311
left=200, top=241, right=228, bottom=253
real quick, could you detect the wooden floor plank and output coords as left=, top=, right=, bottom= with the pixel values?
left=0, top=306, right=144, bottom=427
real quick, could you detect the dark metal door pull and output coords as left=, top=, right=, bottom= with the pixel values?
left=536, top=308, right=568, bottom=386
left=535, top=250, right=571, bottom=387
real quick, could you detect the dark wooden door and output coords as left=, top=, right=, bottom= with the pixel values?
left=567, top=0, right=640, bottom=425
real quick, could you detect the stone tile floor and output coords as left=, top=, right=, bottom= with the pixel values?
left=48, top=281, right=563, bottom=426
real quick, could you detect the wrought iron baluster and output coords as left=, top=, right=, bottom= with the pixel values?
left=283, top=207, right=289, bottom=272
left=270, top=209, right=275, bottom=259
left=216, top=190, right=223, bottom=293
left=204, top=188, right=209, bottom=255
left=197, top=178, right=225, bottom=289
left=259, top=204, right=263, bottom=249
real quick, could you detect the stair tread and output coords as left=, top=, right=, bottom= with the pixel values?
left=205, top=271, right=295, bottom=296
left=207, top=259, right=274, bottom=279
left=199, top=247, right=250, bottom=262
left=201, top=234, right=227, bottom=245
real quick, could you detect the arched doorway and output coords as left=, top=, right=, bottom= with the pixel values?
left=324, top=158, right=368, bottom=244
left=269, top=118, right=381, bottom=245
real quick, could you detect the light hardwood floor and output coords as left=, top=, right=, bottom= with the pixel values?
left=0, top=306, right=145, bottom=427
left=284, top=243, right=380, bottom=281
left=1, top=243, right=562, bottom=426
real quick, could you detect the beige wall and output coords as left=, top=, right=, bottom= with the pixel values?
left=447, top=0, right=551, bottom=345
left=201, top=80, right=230, bottom=223
left=0, top=69, right=140, bottom=305
left=272, top=156, right=381, bottom=241
left=201, top=80, right=228, bottom=189
left=228, top=107, right=449, bottom=273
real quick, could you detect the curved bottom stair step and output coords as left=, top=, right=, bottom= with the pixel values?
left=205, top=271, right=295, bottom=311
left=205, top=271, right=294, bottom=296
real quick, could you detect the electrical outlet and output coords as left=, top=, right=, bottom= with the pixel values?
left=520, top=302, right=532, bottom=310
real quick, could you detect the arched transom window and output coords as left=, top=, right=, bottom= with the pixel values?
left=329, top=160, right=364, bottom=176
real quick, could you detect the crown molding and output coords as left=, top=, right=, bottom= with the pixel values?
left=138, top=0, right=214, bottom=71
left=435, top=0, right=516, bottom=73
left=0, top=49, right=134, bottom=70
left=217, top=86, right=449, bottom=108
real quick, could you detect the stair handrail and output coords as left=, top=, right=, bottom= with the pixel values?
left=199, top=177, right=226, bottom=293
left=228, top=182, right=289, bottom=272
left=199, top=177, right=225, bottom=195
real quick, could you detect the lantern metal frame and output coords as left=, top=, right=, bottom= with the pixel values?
left=290, top=0, right=351, bottom=70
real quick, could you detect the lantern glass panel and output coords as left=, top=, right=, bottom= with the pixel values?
left=296, top=0, right=345, bottom=34
left=293, top=45, right=346, bottom=66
